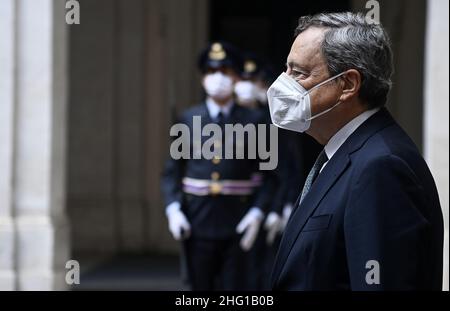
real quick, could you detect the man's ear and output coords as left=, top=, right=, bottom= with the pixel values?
left=339, top=69, right=361, bottom=102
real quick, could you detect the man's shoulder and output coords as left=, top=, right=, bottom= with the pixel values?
left=366, top=120, right=421, bottom=159
left=351, top=120, right=427, bottom=182
left=348, top=108, right=419, bottom=159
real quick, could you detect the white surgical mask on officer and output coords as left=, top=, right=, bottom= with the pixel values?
left=203, top=71, right=234, bottom=100
left=234, top=80, right=258, bottom=105
left=255, top=85, right=268, bottom=104
left=267, top=71, right=346, bottom=133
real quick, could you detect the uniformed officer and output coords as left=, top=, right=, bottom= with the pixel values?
left=161, top=42, right=272, bottom=290
left=234, top=53, right=268, bottom=109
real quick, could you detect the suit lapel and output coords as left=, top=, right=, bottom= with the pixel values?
left=271, top=148, right=351, bottom=287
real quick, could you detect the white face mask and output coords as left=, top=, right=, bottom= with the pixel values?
left=203, top=72, right=234, bottom=100
left=255, top=85, right=268, bottom=104
left=267, top=72, right=345, bottom=133
left=234, top=81, right=258, bottom=105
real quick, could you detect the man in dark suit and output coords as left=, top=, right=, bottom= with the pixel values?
left=267, top=12, right=444, bottom=290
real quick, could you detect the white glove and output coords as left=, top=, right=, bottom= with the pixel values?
left=264, top=212, right=283, bottom=245
left=236, top=207, right=264, bottom=251
left=165, top=202, right=191, bottom=241
left=281, top=203, right=294, bottom=231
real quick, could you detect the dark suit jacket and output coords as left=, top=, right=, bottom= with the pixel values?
left=271, top=108, right=444, bottom=290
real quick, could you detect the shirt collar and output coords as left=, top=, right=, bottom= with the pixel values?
left=206, top=97, right=234, bottom=119
left=324, top=108, right=380, bottom=162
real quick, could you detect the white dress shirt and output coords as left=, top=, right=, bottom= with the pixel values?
left=206, top=97, right=234, bottom=119
left=321, top=108, right=380, bottom=172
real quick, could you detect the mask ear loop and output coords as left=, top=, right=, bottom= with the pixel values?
left=305, top=71, right=347, bottom=95
left=306, top=101, right=343, bottom=121
left=304, top=71, right=347, bottom=121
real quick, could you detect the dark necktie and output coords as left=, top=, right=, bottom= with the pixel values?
left=216, top=111, right=225, bottom=125
left=299, top=149, right=329, bottom=204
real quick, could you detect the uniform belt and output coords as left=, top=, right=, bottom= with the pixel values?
left=182, top=175, right=262, bottom=196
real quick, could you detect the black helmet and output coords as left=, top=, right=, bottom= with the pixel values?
left=240, top=52, right=264, bottom=80
left=198, top=41, right=242, bottom=74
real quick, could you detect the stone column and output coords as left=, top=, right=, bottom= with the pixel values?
left=144, top=0, right=209, bottom=253
left=0, top=0, right=16, bottom=291
left=0, top=0, right=70, bottom=290
left=352, top=0, right=426, bottom=150
left=67, top=0, right=118, bottom=256
left=424, top=0, right=449, bottom=291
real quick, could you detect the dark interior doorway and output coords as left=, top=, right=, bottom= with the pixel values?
left=210, top=0, right=350, bottom=73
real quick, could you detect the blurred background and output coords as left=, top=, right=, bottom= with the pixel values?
left=0, top=0, right=448, bottom=290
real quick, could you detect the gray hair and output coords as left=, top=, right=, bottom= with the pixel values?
left=295, top=12, right=393, bottom=108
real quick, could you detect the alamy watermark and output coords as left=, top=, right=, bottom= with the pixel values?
left=66, top=0, right=80, bottom=25
left=365, top=259, right=380, bottom=285
left=170, top=117, right=279, bottom=170
left=65, top=260, right=80, bottom=285
left=365, top=0, right=380, bottom=25
left=65, top=0, right=379, bottom=26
